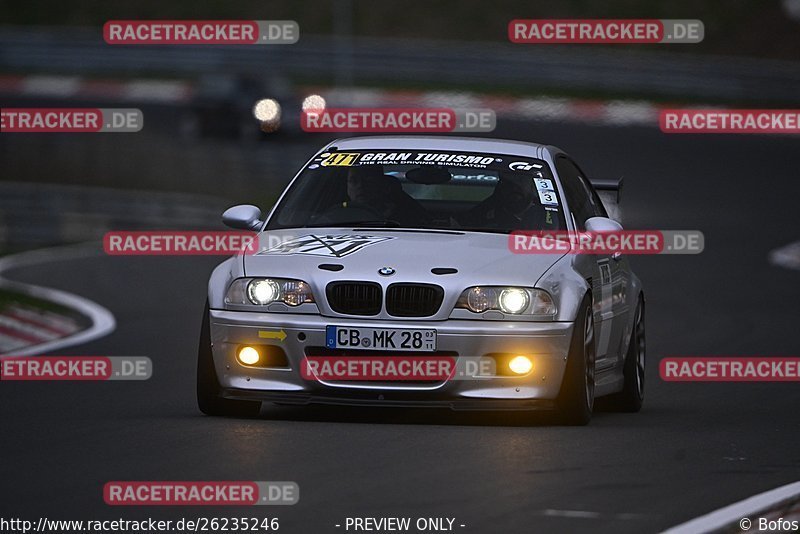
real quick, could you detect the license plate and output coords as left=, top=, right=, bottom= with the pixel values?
left=326, top=326, right=437, bottom=352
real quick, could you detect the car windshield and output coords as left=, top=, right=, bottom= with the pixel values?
left=267, top=149, right=566, bottom=233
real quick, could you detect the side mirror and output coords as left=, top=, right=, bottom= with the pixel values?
left=585, top=216, right=623, bottom=233
left=222, top=204, right=263, bottom=230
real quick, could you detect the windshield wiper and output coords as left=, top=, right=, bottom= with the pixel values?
left=297, top=220, right=399, bottom=229
left=343, top=220, right=403, bottom=228
left=455, top=227, right=513, bottom=235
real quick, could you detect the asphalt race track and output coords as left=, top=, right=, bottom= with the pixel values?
left=1, top=121, right=799, bottom=533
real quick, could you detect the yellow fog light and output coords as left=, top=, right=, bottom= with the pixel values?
left=508, top=355, right=533, bottom=375
left=237, top=346, right=260, bottom=366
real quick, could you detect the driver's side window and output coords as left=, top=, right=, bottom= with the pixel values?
left=555, top=156, right=606, bottom=230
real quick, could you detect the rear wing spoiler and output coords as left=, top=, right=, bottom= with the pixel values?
left=590, top=177, right=624, bottom=203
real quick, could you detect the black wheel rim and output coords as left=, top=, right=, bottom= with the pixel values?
left=634, top=303, right=646, bottom=398
left=584, top=307, right=596, bottom=411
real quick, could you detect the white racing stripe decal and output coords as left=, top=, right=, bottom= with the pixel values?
left=0, top=243, right=116, bottom=357
left=661, top=480, right=800, bottom=534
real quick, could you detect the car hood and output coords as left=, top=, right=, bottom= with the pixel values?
left=245, top=228, right=566, bottom=286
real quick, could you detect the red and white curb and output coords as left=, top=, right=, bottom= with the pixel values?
left=0, top=74, right=193, bottom=104
left=662, top=480, right=800, bottom=533
left=0, top=244, right=116, bottom=357
left=0, top=303, right=84, bottom=353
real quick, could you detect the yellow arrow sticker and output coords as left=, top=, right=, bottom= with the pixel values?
left=258, top=330, right=287, bottom=341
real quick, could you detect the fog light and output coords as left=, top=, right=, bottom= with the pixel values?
left=508, top=355, right=533, bottom=375
left=237, top=346, right=260, bottom=365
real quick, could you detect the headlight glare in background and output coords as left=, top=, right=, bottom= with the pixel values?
left=253, top=98, right=281, bottom=122
left=302, top=94, right=326, bottom=112
left=253, top=98, right=281, bottom=133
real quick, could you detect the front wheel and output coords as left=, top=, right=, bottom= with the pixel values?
left=556, top=296, right=595, bottom=425
left=197, top=301, right=261, bottom=417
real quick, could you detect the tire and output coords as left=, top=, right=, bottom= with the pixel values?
left=607, top=297, right=645, bottom=412
left=556, top=296, right=596, bottom=425
left=197, top=300, right=261, bottom=417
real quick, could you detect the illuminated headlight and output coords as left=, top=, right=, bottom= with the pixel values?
left=247, top=279, right=280, bottom=305
left=253, top=98, right=281, bottom=122
left=456, top=287, right=555, bottom=316
left=302, top=94, right=326, bottom=112
left=253, top=98, right=281, bottom=132
left=499, top=288, right=529, bottom=314
left=226, top=278, right=315, bottom=307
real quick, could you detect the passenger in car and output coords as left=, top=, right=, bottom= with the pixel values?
left=460, top=173, right=551, bottom=230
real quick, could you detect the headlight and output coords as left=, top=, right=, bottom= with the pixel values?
left=253, top=98, right=280, bottom=122
left=466, top=287, right=495, bottom=313
left=498, top=288, right=529, bottom=314
left=226, top=278, right=315, bottom=307
left=253, top=98, right=281, bottom=133
left=282, top=280, right=314, bottom=306
left=301, top=94, right=326, bottom=112
left=247, top=279, right=280, bottom=305
left=456, top=287, right=555, bottom=316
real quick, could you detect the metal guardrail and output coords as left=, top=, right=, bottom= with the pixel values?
left=2, top=26, right=800, bottom=103
left=0, top=181, right=229, bottom=249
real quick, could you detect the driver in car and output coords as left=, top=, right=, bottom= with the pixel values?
left=460, top=173, right=552, bottom=230
left=342, top=165, right=430, bottom=226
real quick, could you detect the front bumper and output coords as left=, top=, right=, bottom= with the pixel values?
left=209, top=309, right=575, bottom=410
